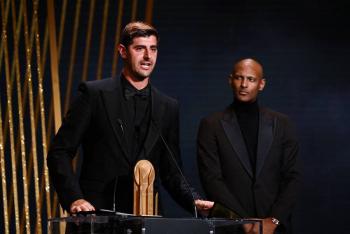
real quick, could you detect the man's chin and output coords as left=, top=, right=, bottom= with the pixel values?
left=133, top=71, right=153, bottom=81
left=235, top=96, right=255, bottom=103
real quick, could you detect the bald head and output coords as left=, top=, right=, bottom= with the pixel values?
left=232, top=58, right=264, bottom=79
left=229, top=58, right=266, bottom=103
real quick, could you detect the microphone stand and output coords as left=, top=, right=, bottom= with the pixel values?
left=96, top=119, right=132, bottom=217
left=153, top=121, right=199, bottom=218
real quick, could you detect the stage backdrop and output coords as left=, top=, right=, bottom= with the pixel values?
left=1, top=0, right=349, bottom=234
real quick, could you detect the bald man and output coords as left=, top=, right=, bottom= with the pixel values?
left=197, top=58, right=301, bottom=234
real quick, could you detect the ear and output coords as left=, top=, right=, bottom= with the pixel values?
left=118, top=44, right=127, bottom=59
left=259, top=78, right=266, bottom=91
left=228, top=77, right=232, bottom=85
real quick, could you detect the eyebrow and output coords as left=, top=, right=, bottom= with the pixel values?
left=132, top=44, right=157, bottom=48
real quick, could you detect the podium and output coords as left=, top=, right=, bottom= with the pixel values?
left=48, top=215, right=262, bottom=234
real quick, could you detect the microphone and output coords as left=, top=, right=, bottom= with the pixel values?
left=152, top=120, right=199, bottom=218
left=112, top=119, right=123, bottom=213
left=117, top=118, right=124, bottom=135
left=96, top=118, right=133, bottom=217
left=96, top=175, right=133, bottom=217
left=112, top=176, right=118, bottom=212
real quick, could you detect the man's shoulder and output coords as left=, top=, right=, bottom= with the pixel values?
left=261, top=107, right=290, bottom=119
left=260, top=107, right=294, bottom=127
left=205, top=111, right=225, bottom=119
left=152, top=86, right=178, bottom=105
left=197, top=110, right=227, bottom=132
left=82, top=77, right=117, bottom=91
left=201, top=109, right=227, bottom=123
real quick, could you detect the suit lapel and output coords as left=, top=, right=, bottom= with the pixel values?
left=101, top=78, right=130, bottom=164
left=143, top=86, right=165, bottom=158
left=221, top=108, right=254, bottom=178
left=256, top=108, right=274, bottom=177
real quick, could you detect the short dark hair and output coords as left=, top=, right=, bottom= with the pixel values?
left=120, top=21, right=159, bottom=47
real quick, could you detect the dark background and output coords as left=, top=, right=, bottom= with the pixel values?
left=146, top=0, right=350, bottom=233
left=2, top=0, right=349, bottom=233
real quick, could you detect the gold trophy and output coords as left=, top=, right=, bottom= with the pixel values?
left=133, top=160, right=158, bottom=216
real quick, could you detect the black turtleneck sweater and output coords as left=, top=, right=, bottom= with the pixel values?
left=232, top=100, right=259, bottom=175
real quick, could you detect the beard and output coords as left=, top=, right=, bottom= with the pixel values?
left=128, top=63, right=155, bottom=81
left=133, top=70, right=152, bottom=81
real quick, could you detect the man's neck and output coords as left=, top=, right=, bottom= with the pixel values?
left=122, top=70, right=149, bottom=90
left=232, top=99, right=259, bottom=113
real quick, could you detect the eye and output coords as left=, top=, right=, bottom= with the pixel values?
left=151, top=46, right=158, bottom=52
left=248, top=77, right=256, bottom=82
left=135, top=46, right=143, bottom=51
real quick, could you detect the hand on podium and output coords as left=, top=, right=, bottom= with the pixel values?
left=243, top=217, right=278, bottom=234
left=70, top=199, right=95, bottom=213
left=194, top=199, right=214, bottom=216
left=261, top=218, right=278, bottom=234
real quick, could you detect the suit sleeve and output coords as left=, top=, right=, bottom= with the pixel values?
left=197, top=117, right=249, bottom=217
left=270, top=116, right=302, bottom=226
left=47, top=83, right=93, bottom=211
left=159, top=100, right=201, bottom=214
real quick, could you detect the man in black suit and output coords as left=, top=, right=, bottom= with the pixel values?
left=48, top=21, right=213, bottom=215
left=197, top=58, right=301, bottom=234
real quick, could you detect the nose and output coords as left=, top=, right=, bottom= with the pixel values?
left=143, top=49, right=150, bottom=59
left=240, top=77, right=248, bottom=88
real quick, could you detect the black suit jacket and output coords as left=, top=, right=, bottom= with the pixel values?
left=47, top=77, right=197, bottom=213
left=197, top=106, right=301, bottom=231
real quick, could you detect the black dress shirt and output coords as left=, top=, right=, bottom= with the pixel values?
left=121, top=75, right=151, bottom=164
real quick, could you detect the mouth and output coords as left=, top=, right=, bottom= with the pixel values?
left=238, top=90, right=248, bottom=95
left=140, top=61, right=152, bottom=70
